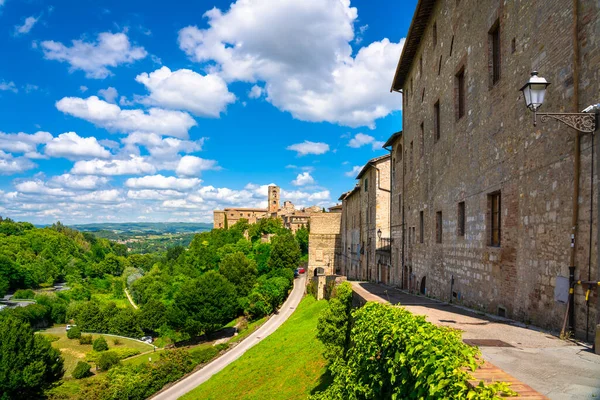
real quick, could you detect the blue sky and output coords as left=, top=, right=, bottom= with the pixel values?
left=0, top=0, right=416, bottom=224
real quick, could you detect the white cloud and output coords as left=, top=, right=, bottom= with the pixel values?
left=291, top=172, right=315, bottom=186
left=98, top=87, right=118, bottom=103
left=345, top=165, right=362, bottom=177
left=122, top=132, right=204, bottom=160
left=14, top=16, right=40, bottom=36
left=0, top=131, right=52, bottom=154
left=0, top=81, right=18, bottom=93
left=125, top=174, right=201, bottom=190
left=348, top=132, right=374, bottom=148
left=50, top=174, right=109, bottom=190
left=178, top=0, right=404, bottom=128
left=15, top=180, right=73, bottom=196
left=280, top=188, right=330, bottom=203
left=135, top=67, right=236, bottom=117
left=79, top=86, right=88, bottom=93
left=71, top=155, right=156, bottom=176
left=74, top=189, right=123, bottom=203
left=127, top=189, right=186, bottom=201
left=286, top=140, right=329, bottom=156
left=45, top=132, right=111, bottom=159
left=176, top=155, right=218, bottom=176
left=0, top=152, right=37, bottom=175
left=248, top=85, right=263, bottom=99
left=56, top=96, right=197, bottom=138
left=41, top=32, right=147, bottom=79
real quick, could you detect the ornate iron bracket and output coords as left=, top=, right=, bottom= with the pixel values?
left=533, top=111, right=596, bottom=133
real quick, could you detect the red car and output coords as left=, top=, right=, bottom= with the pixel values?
left=297, top=267, right=306, bottom=274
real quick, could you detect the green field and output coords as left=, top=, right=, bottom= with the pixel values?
left=181, top=296, right=329, bottom=400
left=39, top=327, right=153, bottom=377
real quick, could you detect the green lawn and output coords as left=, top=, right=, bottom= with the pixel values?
left=181, top=296, right=330, bottom=400
left=39, top=327, right=153, bottom=377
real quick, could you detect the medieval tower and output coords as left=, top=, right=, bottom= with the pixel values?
left=268, top=185, right=280, bottom=215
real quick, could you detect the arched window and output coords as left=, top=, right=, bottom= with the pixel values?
left=396, top=144, right=403, bottom=161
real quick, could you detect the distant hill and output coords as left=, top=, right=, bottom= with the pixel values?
left=69, top=222, right=212, bottom=235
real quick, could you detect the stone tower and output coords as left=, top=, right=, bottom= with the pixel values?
left=268, top=185, right=280, bottom=214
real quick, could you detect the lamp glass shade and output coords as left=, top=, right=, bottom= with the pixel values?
left=520, top=72, right=550, bottom=111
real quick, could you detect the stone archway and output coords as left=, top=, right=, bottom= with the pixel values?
left=420, top=276, right=426, bottom=295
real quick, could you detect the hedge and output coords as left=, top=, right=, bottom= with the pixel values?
left=311, top=302, right=516, bottom=399
left=87, top=347, right=141, bottom=363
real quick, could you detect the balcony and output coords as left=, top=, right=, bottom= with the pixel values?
left=376, top=237, right=392, bottom=253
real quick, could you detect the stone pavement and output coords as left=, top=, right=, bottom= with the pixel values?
left=351, top=282, right=600, bottom=400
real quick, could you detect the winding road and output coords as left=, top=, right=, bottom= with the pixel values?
left=151, top=274, right=307, bottom=400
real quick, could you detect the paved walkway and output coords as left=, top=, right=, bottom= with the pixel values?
left=352, top=282, right=600, bottom=400
left=151, top=274, right=307, bottom=400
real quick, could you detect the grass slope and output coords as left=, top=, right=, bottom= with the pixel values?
left=181, top=296, right=329, bottom=400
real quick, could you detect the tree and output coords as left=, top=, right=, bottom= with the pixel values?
left=268, top=233, right=301, bottom=271
left=67, top=325, right=82, bottom=339
left=219, top=252, right=258, bottom=297
left=97, top=351, right=120, bottom=371
left=72, top=361, right=92, bottom=379
left=316, top=282, right=353, bottom=363
left=0, top=316, right=64, bottom=398
left=93, top=336, right=109, bottom=352
left=295, top=226, right=309, bottom=255
left=173, top=271, right=237, bottom=336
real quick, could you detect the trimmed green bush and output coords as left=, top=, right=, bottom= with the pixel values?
left=311, top=302, right=516, bottom=399
left=113, top=338, right=121, bottom=345
left=92, top=336, right=108, bottom=352
left=189, top=344, right=228, bottom=365
left=87, top=347, right=141, bottom=363
left=79, top=334, right=93, bottom=345
left=12, top=289, right=35, bottom=299
left=44, top=334, right=60, bottom=343
left=67, top=325, right=81, bottom=339
left=72, top=361, right=92, bottom=379
left=96, top=351, right=120, bottom=371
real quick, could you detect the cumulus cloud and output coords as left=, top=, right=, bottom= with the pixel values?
left=50, top=174, right=109, bottom=190
left=0, top=152, right=37, bottom=175
left=74, top=189, right=123, bottom=203
left=41, top=32, right=147, bottom=79
left=14, top=180, right=73, bottom=196
left=0, top=81, right=18, bottom=93
left=135, top=67, right=236, bottom=117
left=45, top=132, right=111, bottom=159
left=122, top=132, right=204, bottom=160
left=71, top=155, right=156, bottom=176
left=14, top=16, right=40, bottom=36
left=125, top=174, right=201, bottom=190
left=0, top=131, right=52, bottom=154
left=56, top=96, right=197, bottom=138
left=127, top=189, right=186, bottom=201
left=345, top=165, right=362, bottom=177
left=291, top=172, right=315, bottom=186
left=98, top=87, right=118, bottom=103
left=286, top=140, right=329, bottom=156
left=178, top=0, right=404, bottom=128
left=347, top=132, right=384, bottom=150
left=176, top=155, right=218, bottom=176
left=248, top=85, right=263, bottom=99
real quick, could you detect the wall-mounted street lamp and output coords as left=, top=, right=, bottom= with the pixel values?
left=520, top=71, right=597, bottom=132
left=377, top=228, right=382, bottom=240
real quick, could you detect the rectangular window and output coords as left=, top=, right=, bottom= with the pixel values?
left=364, top=178, right=368, bottom=192
left=419, top=55, right=423, bottom=76
left=420, top=122, right=424, bottom=157
left=455, top=68, right=465, bottom=120
left=489, top=21, right=501, bottom=85
left=410, top=141, right=414, bottom=171
left=457, top=201, right=465, bottom=236
left=398, top=194, right=402, bottom=212
left=433, top=22, right=437, bottom=47
left=419, top=211, right=424, bottom=243
left=436, top=211, right=442, bottom=243
left=489, top=192, right=501, bottom=246
left=434, top=101, right=440, bottom=142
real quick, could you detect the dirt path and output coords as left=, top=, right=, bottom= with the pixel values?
left=124, top=288, right=138, bottom=309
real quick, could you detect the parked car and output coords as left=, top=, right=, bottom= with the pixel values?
left=297, top=267, right=306, bottom=274
left=294, top=269, right=299, bottom=278
left=141, top=336, right=153, bottom=344
left=66, top=324, right=75, bottom=331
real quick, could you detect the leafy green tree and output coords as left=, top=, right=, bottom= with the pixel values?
left=295, top=226, right=309, bottom=255
left=113, top=278, right=125, bottom=299
left=0, top=276, right=8, bottom=298
left=127, top=254, right=156, bottom=272
left=0, top=316, right=64, bottom=398
left=67, top=325, right=82, bottom=339
left=97, top=351, right=120, bottom=371
left=139, top=299, right=168, bottom=333
left=316, top=282, right=353, bottom=363
left=250, top=242, right=271, bottom=275
left=166, top=246, right=185, bottom=262
left=248, top=218, right=284, bottom=242
left=173, top=271, right=237, bottom=336
left=219, top=252, right=258, bottom=297
left=93, top=336, right=109, bottom=352
left=108, top=308, right=143, bottom=338
left=268, top=233, right=301, bottom=271
left=72, top=361, right=92, bottom=379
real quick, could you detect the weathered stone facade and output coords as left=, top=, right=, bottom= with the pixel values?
left=339, top=155, right=392, bottom=283
left=308, top=213, right=342, bottom=277
left=387, top=0, right=599, bottom=339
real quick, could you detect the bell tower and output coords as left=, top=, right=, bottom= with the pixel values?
left=268, top=185, right=280, bottom=215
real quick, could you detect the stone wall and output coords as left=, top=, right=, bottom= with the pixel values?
left=308, top=213, right=342, bottom=277
left=391, top=0, right=598, bottom=338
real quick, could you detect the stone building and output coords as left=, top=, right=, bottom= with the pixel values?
left=339, top=154, right=392, bottom=282
left=387, top=0, right=599, bottom=339
left=308, top=213, right=342, bottom=277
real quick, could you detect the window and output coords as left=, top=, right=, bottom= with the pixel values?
left=436, top=211, right=442, bottom=243
left=421, top=88, right=425, bottom=103
left=420, top=122, right=424, bottom=157
left=419, top=211, right=424, bottom=243
left=433, top=22, right=437, bottom=47
left=457, top=201, right=465, bottom=236
left=419, top=55, right=423, bottom=76
left=489, top=192, right=501, bottom=246
left=410, top=141, right=414, bottom=171
left=449, top=35, right=454, bottom=56
left=489, top=21, right=501, bottom=85
left=398, top=194, right=402, bottom=212
left=438, top=55, right=443, bottom=75
left=511, top=37, right=516, bottom=54
left=410, top=78, right=413, bottom=96
left=455, top=68, right=466, bottom=120
left=434, top=101, right=440, bottom=142
left=364, top=178, right=368, bottom=192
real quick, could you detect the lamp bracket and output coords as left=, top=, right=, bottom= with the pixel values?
left=536, top=112, right=596, bottom=133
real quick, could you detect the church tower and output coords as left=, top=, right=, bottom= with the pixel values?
left=268, top=185, right=280, bottom=215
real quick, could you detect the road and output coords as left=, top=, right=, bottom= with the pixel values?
left=151, top=274, right=307, bottom=400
